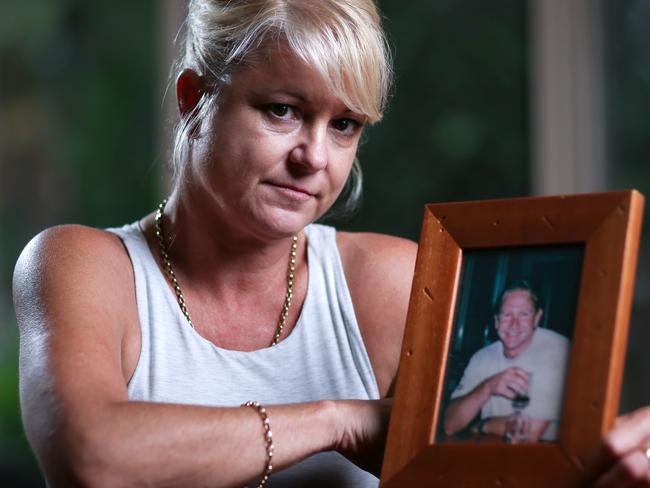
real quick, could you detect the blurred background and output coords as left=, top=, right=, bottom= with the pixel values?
left=1, top=0, right=649, bottom=484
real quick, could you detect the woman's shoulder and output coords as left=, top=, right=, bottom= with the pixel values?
left=13, top=224, right=135, bottom=330
left=14, top=223, right=144, bottom=389
left=334, top=230, right=418, bottom=397
left=15, top=224, right=130, bottom=276
left=334, top=230, right=418, bottom=326
left=335, top=230, right=418, bottom=279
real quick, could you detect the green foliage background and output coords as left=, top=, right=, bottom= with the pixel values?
left=350, top=1, right=528, bottom=239
left=1, top=1, right=159, bottom=484
left=0, top=1, right=648, bottom=485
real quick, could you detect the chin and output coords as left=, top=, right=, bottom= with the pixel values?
left=502, top=339, right=522, bottom=350
left=253, top=209, right=317, bottom=239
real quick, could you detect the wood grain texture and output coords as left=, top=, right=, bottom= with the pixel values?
left=381, top=191, right=645, bottom=487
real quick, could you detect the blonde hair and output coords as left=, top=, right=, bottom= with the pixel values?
left=172, top=0, right=393, bottom=212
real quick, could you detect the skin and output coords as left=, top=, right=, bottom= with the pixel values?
left=495, top=290, right=543, bottom=359
left=13, top=46, right=417, bottom=487
left=595, top=407, right=650, bottom=487
left=443, top=290, right=549, bottom=441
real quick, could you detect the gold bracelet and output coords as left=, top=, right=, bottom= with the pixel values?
left=242, top=401, right=274, bottom=488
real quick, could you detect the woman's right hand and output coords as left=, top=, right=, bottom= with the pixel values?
left=334, top=398, right=393, bottom=476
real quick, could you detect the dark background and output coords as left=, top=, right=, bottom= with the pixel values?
left=1, top=1, right=649, bottom=485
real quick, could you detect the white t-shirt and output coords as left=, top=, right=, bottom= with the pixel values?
left=450, top=327, right=571, bottom=441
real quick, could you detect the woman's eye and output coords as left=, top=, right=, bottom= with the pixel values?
left=268, top=104, right=292, bottom=118
left=332, top=118, right=361, bottom=135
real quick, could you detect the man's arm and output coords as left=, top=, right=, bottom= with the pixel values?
left=477, top=416, right=550, bottom=441
left=528, top=419, right=551, bottom=441
left=14, top=226, right=388, bottom=487
left=444, top=367, right=530, bottom=436
left=444, top=380, right=493, bottom=436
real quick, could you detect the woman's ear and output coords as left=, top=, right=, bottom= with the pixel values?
left=176, top=68, right=205, bottom=117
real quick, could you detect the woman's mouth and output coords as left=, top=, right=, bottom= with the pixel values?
left=265, top=182, right=314, bottom=201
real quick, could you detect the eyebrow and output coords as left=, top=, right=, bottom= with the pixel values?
left=251, top=88, right=364, bottom=117
left=253, top=88, right=310, bottom=103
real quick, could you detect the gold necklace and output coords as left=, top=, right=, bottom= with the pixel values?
left=154, top=199, right=298, bottom=346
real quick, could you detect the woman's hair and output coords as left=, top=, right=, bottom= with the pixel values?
left=171, top=0, right=393, bottom=215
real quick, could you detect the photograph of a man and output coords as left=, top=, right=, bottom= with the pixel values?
left=443, top=281, right=570, bottom=442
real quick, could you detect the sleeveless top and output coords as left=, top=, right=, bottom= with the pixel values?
left=108, top=222, right=380, bottom=487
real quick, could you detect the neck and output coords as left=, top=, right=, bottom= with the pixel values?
left=156, top=189, right=304, bottom=296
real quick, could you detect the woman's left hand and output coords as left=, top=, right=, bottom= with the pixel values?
left=334, top=398, right=393, bottom=477
left=595, top=406, right=650, bottom=487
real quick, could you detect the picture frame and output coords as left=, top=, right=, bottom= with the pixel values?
left=381, top=190, right=645, bottom=487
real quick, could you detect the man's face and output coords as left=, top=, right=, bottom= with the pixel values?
left=494, top=290, right=543, bottom=358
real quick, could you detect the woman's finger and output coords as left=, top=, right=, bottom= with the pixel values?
left=604, top=407, right=650, bottom=460
left=594, top=450, right=650, bottom=488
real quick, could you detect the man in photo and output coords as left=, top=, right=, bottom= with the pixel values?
left=443, top=280, right=570, bottom=442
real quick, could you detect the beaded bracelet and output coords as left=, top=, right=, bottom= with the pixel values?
left=242, top=401, right=274, bottom=488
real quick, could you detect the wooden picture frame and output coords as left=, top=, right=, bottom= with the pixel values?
left=381, top=191, right=645, bottom=487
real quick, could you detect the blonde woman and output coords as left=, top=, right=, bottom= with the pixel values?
left=14, top=1, right=415, bottom=486
left=15, top=1, right=646, bottom=486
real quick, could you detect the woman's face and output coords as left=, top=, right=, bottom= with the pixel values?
left=188, top=46, right=366, bottom=240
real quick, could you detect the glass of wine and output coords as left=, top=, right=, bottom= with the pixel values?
left=505, top=372, right=532, bottom=443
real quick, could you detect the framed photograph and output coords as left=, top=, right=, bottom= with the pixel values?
left=381, top=191, right=644, bottom=487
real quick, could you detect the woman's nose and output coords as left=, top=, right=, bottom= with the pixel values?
left=288, top=125, right=328, bottom=172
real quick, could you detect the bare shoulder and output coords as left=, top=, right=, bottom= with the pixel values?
left=336, top=231, right=418, bottom=397
left=336, top=231, right=417, bottom=293
left=13, top=225, right=131, bottom=317
left=15, top=224, right=127, bottom=270
left=13, top=224, right=137, bottom=350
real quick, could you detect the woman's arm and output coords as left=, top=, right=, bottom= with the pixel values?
left=14, top=225, right=387, bottom=487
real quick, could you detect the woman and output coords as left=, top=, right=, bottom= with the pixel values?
left=13, top=1, right=650, bottom=487
left=13, top=1, right=415, bottom=486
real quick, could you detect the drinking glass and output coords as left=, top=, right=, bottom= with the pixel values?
left=505, top=372, right=532, bottom=443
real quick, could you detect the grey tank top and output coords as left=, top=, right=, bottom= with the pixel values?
left=108, top=222, right=380, bottom=487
